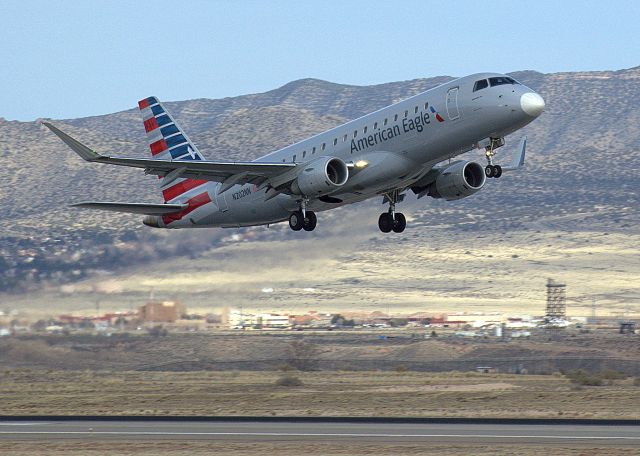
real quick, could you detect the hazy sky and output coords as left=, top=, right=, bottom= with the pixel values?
left=1, top=0, right=638, bottom=120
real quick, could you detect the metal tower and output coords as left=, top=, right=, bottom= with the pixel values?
left=546, top=278, right=566, bottom=319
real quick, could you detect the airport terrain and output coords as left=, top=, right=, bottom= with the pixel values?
left=1, top=332, right=639, bottom=419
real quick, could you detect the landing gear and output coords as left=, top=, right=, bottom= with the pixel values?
left=378, top=212, right=393, bottom=233
left=302, top=211, right=317, bottom=231
left=378, top=190, right=407, bottom=233
left=289, top=197, right=317, bottom=232
left=288, top=210, right=317, bottom=231
left=289, top=211, right=303, bottom=231
left=392, top=212, right=406, bottom=233
left=484, top=164, right=502, bottom=178
left=484, top=137, right=504, bottom=179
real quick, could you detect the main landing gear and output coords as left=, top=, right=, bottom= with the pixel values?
left=289, top=198, right=317, bottom=231
left=378, top=190, right=406, bottom=233
left=484, top=137, right=504, bottom=179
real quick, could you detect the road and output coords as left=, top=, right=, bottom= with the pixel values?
left=0, top=420, right=638, bottom=446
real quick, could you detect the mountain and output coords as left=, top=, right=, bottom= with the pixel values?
left=0, top=68, right=639, bottom=313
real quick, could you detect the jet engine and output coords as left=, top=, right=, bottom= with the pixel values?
left=424, top=161, right=486, bottom=201
left=291, top=156, right=349, bottom=197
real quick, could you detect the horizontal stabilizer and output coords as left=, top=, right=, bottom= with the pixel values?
left=70, top=202, right=187, bottom=215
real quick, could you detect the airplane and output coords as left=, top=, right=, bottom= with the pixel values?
left=44, top=72, right=544, bottom=233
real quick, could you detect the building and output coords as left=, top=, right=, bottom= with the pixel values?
left=138, top=301, right=185, bottom=323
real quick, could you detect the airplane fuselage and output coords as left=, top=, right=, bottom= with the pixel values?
left=171, top=72, right=541, bottom=228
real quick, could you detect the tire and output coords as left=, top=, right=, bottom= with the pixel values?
left=494, top=165, right=503, bottom=178
left=302, top=211, right=317, bottom=231
left=378, top=212, right=393, bottom=233
left=289, top=211, right=303, bottom=231
left=485, top=165, right=495, bottom=178
left=392, top=212, right=406, bottom=233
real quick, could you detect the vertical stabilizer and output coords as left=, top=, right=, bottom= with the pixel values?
left=137, top=97, right=209, bottom=204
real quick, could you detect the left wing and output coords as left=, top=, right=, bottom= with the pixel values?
left=43, top=122, right=297, bottom=192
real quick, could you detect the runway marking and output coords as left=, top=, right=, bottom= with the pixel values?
left=0, top=431, right=638, bottom=440
left=0, top=423, right=51, bottom=426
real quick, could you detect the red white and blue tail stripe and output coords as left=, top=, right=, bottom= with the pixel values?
left=137, top=97, right=211, bottom=221
left=138, top=96, right=205, bottom=162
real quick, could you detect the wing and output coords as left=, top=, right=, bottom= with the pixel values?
left=501, top=136, right=526, bottom=171
left=43, top=122, right=297, bottom=193
left=70, top=202, right=187, bottom=215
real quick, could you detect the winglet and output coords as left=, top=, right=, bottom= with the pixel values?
left=42, top=122, right=104, bottom=161
left=502, top=136, right=526, bottom=171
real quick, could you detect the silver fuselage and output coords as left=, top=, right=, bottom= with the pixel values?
left=165, top=72, right=541, bottom=228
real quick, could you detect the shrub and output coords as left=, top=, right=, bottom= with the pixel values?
left=564, top=370, right=603, bottom=386
left=599, top=370, right=627, bottom=380
left=395, top=364, right=408, bottom=373
left=633, top=377, right=640, bottom=387
left=275, top=374, right=303, bottom=387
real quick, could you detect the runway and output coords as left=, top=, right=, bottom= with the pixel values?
left=0, top=419, right=638, bottom=446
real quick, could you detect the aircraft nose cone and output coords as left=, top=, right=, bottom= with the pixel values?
left=520, top=92, right=545, bottom=117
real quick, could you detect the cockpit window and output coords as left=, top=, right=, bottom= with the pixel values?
left=489, top=76, right=519, bottom=87
left=473, top=79, right=488, bottom=92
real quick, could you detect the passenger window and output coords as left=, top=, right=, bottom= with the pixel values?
left=374, top=122, right=378, bottom=129
left=354, top=130, right=358, bottom=138
left=363, top=126, right=368, bottom=134
left=384, top=118, right=388, bottom=126
left=333, top=138, right=337, bottom=146
left=312, top=147, right=316, bottom=154
left=473, top=79, right=489, bottom=91
left=394, top=114, right=398, bottom=121
left=303, top=150, right=306, bottom=158
left=424, top=102, right=428, bottom=110
left=292, top=154, right=296, bottom=162
left=343, top=134, right=347, bottom=142
left=321, top=143, right=326, bottom=151
left=404, top=110, right=408, bottom=118
left=414, top=106, right=418, bottom=114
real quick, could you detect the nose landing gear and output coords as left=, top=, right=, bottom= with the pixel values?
left=378, top=190, right=406, bottom=233
left=484, top=137, right=504, bottom=179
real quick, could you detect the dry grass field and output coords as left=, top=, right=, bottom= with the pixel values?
left=0, top=442, right=637, bottom=456
left=1, top=369, right=638, bottom=419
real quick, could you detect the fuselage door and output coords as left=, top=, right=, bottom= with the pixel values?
left=446, top=87, right=460, bottom=121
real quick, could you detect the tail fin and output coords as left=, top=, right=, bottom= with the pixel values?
left=137, top=96, right=209, bottom=203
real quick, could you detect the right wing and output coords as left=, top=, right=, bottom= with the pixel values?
left=42, top=122, right=298, bottom=193
left=70, top=202, right=187, bottom=215
left=500, top=136, right=526, bottom=171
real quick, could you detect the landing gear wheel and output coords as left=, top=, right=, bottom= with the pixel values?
left=494, top=165, right=502, bottom=178
left=302, top=211, right=317, bottom=231
left=392, top=213, right=406, bottom=233
left=289, top=211, right=303, bottom=231
left=485, top=165, right=496, bottom=178
left=378, top=212, right=393, bottom=233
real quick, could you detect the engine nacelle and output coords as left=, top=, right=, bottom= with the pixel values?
left=427, top=161, right=486, bottom=201
left=291, top=156, right=349, bottom=197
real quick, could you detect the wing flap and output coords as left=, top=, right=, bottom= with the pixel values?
left=71, top=202, right=187, bottom=215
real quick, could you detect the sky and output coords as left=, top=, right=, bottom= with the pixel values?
left=1, top=0, right=638, bottom=121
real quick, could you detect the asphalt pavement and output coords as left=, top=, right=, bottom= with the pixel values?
left=0, top=419, right=638, bottom=446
